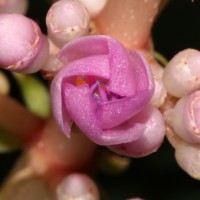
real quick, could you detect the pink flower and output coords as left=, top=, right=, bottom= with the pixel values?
left=50, top=35, right=154, bottom=145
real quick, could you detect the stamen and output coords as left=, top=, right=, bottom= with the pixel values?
left=89, top=80, right=108, bottom=105
left=97, top=81, right=108, bottom=102
left=93, top=93, right=101, bottom=106
left=89, top=81, right=99, bottom=94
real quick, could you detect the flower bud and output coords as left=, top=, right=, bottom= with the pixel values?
left=163, top=48, right=200, bottom=97
left=175, top=140, right=200, bottom=180
left=79, top=0, right=107, bottom=17
left=56, top=173, right=99, bottom=200
left=108, top=105, right=165, bottom=158
left=46, top=0, right=90, bottom=48
left=171, top=90, right=200, bottom=143
left=0, top=0, right=28, bottom=14
left=0, top=14, right=49, bottom=74
left=166, top=127, right=200, bottom=180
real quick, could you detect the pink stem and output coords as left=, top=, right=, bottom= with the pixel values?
left=0, top=95, right=45, bottom=143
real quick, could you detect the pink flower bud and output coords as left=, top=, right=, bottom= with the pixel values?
left=166, top=125, right=200, bottom=180
left=79, top=0, right=107, bottom=17
left=108, top=105, right=165, bottom=158
left=56, top=173, right=99, bottom=200
left=171, top=90, right=200, bottom=143
left=0, top=14, right=49, bottom=74
left=163, top=48, right=200, bottom=97
left=46, top=0, right=90, bottom=48
left=0, top=0, right=28, bottom=14
left=50, top=35, right=154, bottom=145
left=175, top=140, right=200, bottom=180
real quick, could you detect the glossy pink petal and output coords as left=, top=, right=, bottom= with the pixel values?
left=59, top=35, right=137, bottom=96
left=108, top=105, right=165, bottom=158
left=50, top=55, right=110, bottom=137
left=63, top=83, right=145, bottom=145
left=99, top=50, right=154, bottom=129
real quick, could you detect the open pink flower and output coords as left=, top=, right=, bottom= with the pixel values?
left=50, top=35, right=154, bottom=145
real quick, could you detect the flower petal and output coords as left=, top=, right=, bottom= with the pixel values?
left=59, top=35, right=137, bottom=96
left=107, top=36, right=136, bottom=97
left=58, top=35, right=109, bottom=63
left=99, top=51, right=154, bottom=129
left=99, top=90, right=150, bottom=129
left=129, top=50, right=154, bottom=93
left=63, top=83, right=145, bottom=145
left=50, top=75, right=73, bottom=138
left=50, top=54, right=110, bottom=137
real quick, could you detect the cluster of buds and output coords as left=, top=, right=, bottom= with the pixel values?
left=0, top=0, right=199, bottom=199
left=162, top=49, right=200, bottom=179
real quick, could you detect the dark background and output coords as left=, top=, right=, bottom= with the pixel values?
left=1, top=0, right=200, bottom=200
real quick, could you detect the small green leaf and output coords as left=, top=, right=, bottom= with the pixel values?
left=0, top=127, right=21, bottom=153
left=13, top=73, right=51, bottom=119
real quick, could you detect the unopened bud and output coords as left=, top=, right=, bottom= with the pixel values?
left=0, top=14, right=49, bottom=74
left=163, top=48, right=200, bottom=97
left=46, top=0, right=90, bottom=48
left=108, top=105, right=165, bottom=158
left=56, top=173, right=99, bottom=200
left=171, top=90, right=200, bottom=143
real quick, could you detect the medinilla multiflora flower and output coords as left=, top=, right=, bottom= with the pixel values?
left=50, top=35, right=154, bottom=145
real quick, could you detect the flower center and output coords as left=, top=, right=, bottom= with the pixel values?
left=75, top=75, right=109, bottom=104
left=75, top=76, right=123, bottom=109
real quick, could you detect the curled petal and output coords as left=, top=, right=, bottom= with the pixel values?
left=108, top=105, right=165, bottom=158
left=171, top=90, right=200, bottom=143
left=63, top=84, right=145, bottom=145
left=99, top=50, right=154, bottom=129
left=51, top=35, right=154, bottom=145
left=59, top=35, right=136, bottom=95
left=50, top=55, right=110, bottom=137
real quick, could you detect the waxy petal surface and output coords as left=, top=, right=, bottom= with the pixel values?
left=63, top=83, right=145, bottom=145
left=51, top=35, right=154, bottom=145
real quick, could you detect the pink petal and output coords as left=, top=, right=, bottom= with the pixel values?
left=107, top=35, right=136, bottom=97
left=129, top=50, right=154, bottom=92
left=63, top=83, right=145, bottom=145
left=50, top=55, right=110, bottom=137
left=59, top=35, right=137, bottom=96
left=108, top=105, right=165, bottom=158
left=58, top=35, right=109, bottom=63
left=98, top=90, right=150, bottom=129
left=99, top=51, right=154, bottom=129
